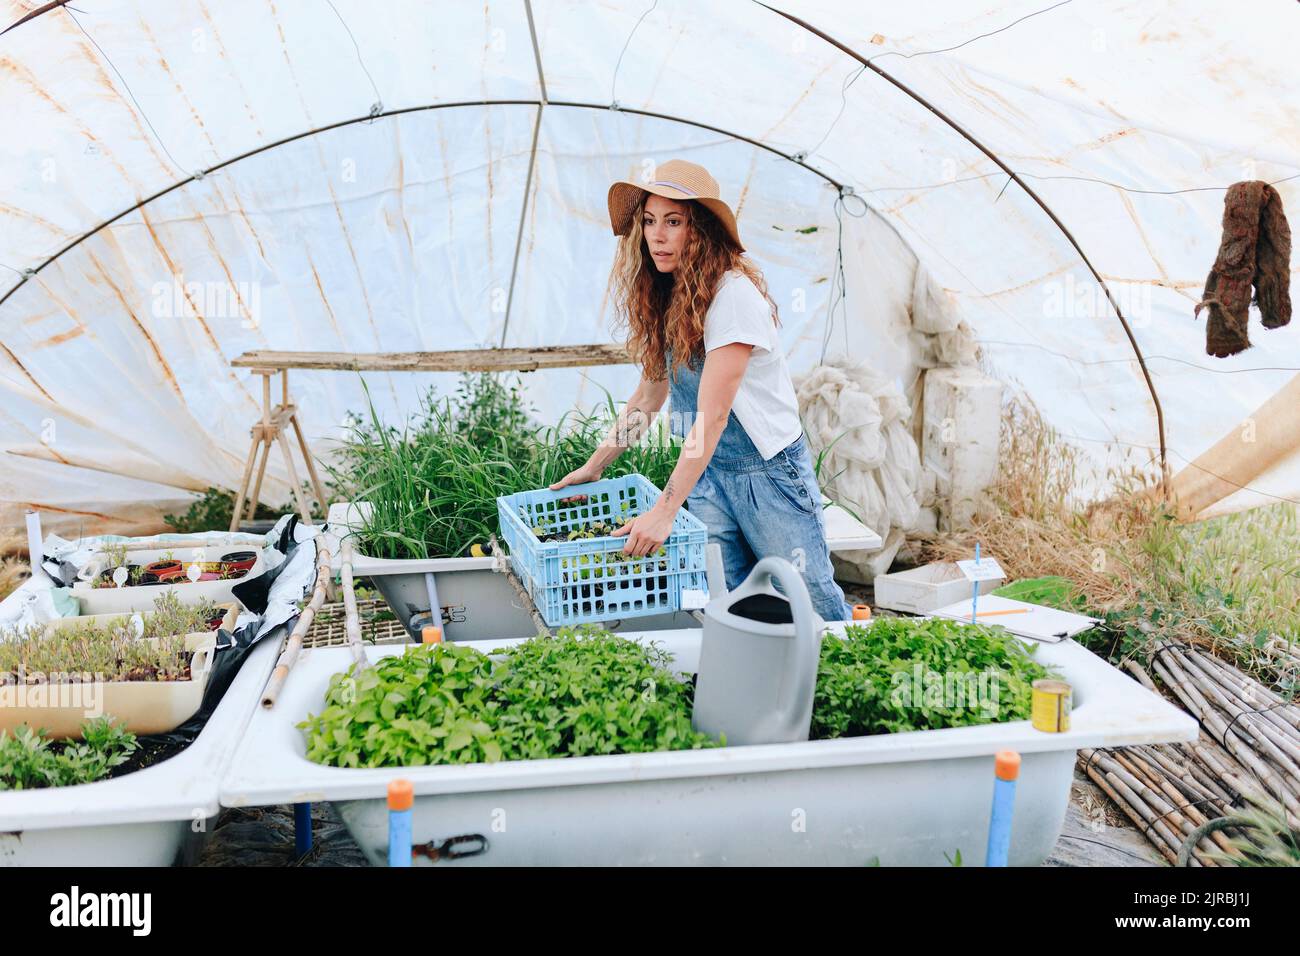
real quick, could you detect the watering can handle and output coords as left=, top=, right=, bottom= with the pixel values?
left=745, top=556, right=819, bottom=732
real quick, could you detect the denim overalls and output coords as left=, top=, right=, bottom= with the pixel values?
left=666, top=350, right=852, bottom=622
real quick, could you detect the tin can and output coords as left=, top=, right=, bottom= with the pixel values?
left=1031, top=679, right=1072, bottom=733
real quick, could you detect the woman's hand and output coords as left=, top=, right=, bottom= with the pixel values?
left=549, top=461, right=604, bottom=493
left=611, top=503, right=677, bottom=558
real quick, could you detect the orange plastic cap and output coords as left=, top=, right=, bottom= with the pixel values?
left=387, top=778, right=414, bottom=811
left=995, top=750, right=1021, bottom=781
left=852, top=604, right=872, bottom=621
left=421, top=625, right=443, bottom=644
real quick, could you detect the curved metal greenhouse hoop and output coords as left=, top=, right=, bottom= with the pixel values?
left=755, top=1, right=1169, bottom=489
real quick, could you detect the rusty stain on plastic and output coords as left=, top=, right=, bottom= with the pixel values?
left=68, top=28, right=179, bottom=179
left=86, top=250, right=184, bottom=399
left=0, top=341, right=55, bottom=403
left=14, top=500, right=118, bottom=522
left=390, top=120, right=415, bottom=261
left=0, top=54, right=135, bottom=188
left=140, top=16, right=215, bottom=153
left=197, top=0, right=264, bottom=138
left=138, top=207, right=260, bottom=411
left=0, top=201, right=66, bottom=240
left=306, top=254, right=346, bottom=343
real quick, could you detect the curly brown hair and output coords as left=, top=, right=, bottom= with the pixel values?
left=610, top=192, right=779, bottom=382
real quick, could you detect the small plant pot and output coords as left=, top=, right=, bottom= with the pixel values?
left=144, top=560, right=183, bottom=577
left=137, top=572, right=163, bottom=586
left=220, top=551, right=258, bottom=572
left=155, top=568, right=188, bottom=583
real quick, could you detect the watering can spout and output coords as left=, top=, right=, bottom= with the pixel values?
left=692, top=556, right=825, bottom=746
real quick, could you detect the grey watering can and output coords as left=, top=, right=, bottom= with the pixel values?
left=692, top=556, right=825, bottom=746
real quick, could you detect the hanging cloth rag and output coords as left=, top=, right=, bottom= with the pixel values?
left=1195, top=180, right=1292, bottom=357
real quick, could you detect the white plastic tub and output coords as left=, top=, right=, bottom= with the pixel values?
left=0, top=636, right=279, bottom=866
left=71, top=546, right=265, bottom=616
left=322, top=501, right=698, bottom=640
left=874, top=561, right=1004, bottom=615
left=221, top=624, right=1196, bottom=866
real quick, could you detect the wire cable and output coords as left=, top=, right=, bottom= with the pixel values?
left=64, top=6, right=189, bottom=177
left=325, top=0, right=384, bottom=119
left=610, top=0, right=659, bottom=108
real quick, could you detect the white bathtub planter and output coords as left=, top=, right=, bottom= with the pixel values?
left=221, top=624, right=1196, bottom=866
left=0, top=637, right=280, bottom=867
left=71, top=546, right=265, bottom=616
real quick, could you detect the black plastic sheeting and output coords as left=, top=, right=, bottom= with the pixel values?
left=141, top=516, right=310, bottom=751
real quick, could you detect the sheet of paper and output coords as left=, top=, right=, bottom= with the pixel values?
left=924, top=594, right=1101, bottom=643
left=956, top=557, right=1005, bottom=582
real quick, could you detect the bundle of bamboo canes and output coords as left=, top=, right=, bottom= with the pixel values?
left=1078, top=642, right=1300, bottom=866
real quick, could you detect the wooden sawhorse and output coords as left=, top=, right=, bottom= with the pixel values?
left=229, top=367, right=329, bottom=532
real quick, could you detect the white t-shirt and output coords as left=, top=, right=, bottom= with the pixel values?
left=701, top=270, right=803, bottom=460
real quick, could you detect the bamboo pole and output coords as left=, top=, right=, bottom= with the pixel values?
left=1122, top=659, right=1159, bottom=693
left=1149, top=650, right=1299, bottom=812
left=488, top=533, right=551, bottom=637
left=230, top=344, right=632, bottom=374
left=1080, top=749, right=1181, bottom=865
left=262, top=541, right=332, bottom=709
left=1099, top=752, right=1209, bottom=862
left=1154, top=646, right=1300, bottom=802
left=340, top=539, right=367, bottom=669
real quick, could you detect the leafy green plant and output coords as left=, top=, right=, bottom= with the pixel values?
left=135, top=591, right=223, bottom=640
left=101, top=541, right=129, bottom=569
left=0, top=718, right=139, bottom=790
left=811, top=618, right=1057, bottom=738
left=163, top=485, right=323, bottom=533
left=489, top=627, right=711, bottom=760
left=299, top=625, right=716, bottom=769
left=327, top=373, right=684, bottom=561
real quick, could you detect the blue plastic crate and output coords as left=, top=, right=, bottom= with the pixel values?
left=497, top=473, right=708, bottom=627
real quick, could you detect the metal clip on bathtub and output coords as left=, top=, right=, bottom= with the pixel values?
left=411, top=833, right=489, bottom=863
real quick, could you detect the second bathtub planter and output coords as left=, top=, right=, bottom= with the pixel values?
left=300, top=618, right=1056, bottom=769
left=224, top=619, right=1197, bottom=866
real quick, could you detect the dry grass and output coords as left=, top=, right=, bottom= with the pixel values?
left=917, top=394, right=1300, bottom=683
left=0, top=532, right=29, bottom=603
left=918, top=395, right=1164, bottom=614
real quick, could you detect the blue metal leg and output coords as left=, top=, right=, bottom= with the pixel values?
left=294, top=801, right=313, bottom=856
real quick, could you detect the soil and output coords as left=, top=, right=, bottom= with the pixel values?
left=107, top=731, right=193, bottom=780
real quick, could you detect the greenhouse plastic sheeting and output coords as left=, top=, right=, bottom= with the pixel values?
left=0, top=0, right=1296, bottom=534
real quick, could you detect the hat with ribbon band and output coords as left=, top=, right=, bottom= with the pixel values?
left=607, top=159, right=745, bottom=252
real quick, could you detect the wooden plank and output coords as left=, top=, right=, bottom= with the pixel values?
left=231, top=345, right=632, bottom=373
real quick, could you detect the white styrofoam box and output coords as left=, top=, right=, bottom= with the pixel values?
left=874, top=560, right=1005, bottom=615
left=920, top=367, right=1002, bottom=531
left=220, top=624, right=1195, bottom=866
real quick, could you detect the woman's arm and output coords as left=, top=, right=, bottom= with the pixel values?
left=613, top=343, right=751, bottom=556
left=548, top=373, right=670, bottom=490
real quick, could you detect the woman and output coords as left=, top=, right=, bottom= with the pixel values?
left=550, top=159, right=851, bottom=622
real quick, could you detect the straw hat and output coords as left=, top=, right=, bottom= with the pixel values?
left=607, top=159, right=745, bottom=252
